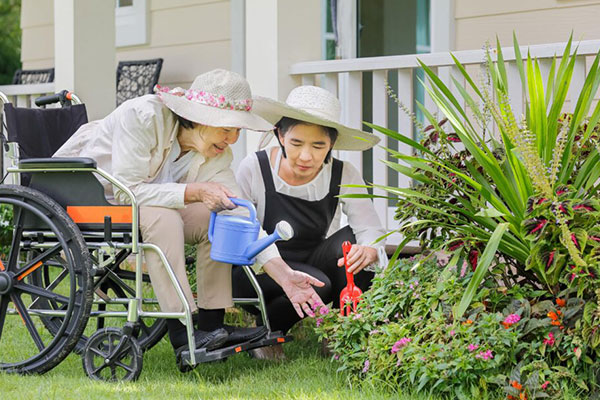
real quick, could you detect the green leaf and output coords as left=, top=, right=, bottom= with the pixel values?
left=475, top=207, right=506, bottom=218
left=453, top=223, right=509, bottom=320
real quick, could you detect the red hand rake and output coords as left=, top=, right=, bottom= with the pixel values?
left=339, top=241, right=362, bottom=316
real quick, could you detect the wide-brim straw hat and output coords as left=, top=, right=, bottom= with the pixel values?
left=252, top=85, right=380, bottom=151
left=155, top=69, right=273, bottom=132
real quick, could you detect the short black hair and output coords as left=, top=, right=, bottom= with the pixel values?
left=274, top=117, right=338, bottom=163
left=175, top=113, right=195, bottom=130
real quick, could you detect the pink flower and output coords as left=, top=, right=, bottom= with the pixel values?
left=333, top=354, right=339, bottom=360
left=449, top=330, right=456, bottom=337
left=391, top=337, right=412, bottom=353
left=311, top=301, right=322, bottom=312
left=543, top=332, right=555, bottom=346
left=504, top=314, right=521, bottom=324
left=316, top=318, right=324, bottom=327
left=362, top=359, right=370, bottom=373
left=468, top=344, right=479, bottom=352
left=352, top=313, right=362, bottom=320
left=541, top=381, right=550, bottom=390
left=319, top=305, right=330, bottom=316
left=475, top=349, right=493, bottom=360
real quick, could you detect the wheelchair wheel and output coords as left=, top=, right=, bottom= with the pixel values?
left=0, top=185, right=93, bottom=374
left=82, top=327, right=142, bottom=382
left=31, top=246, right=167, bottom=354
left=92, top=269, right=167, bottom=351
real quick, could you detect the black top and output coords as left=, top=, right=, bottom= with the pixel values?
left=256, top=150, right=343, bottom=263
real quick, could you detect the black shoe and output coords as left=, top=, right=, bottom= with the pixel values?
left=221, top=325, right=268, bottom=347
left=174, top=328, right=229, bottom=373
left=173, top=328, right=229, bottom=354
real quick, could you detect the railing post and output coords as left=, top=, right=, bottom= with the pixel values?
left=568, top=56, right=587, bottom=113
left=371, top=70, right=389, bottom=229
left=339, top=71, right=363, bottom=171
left=396, top=68, right=413, bottom=186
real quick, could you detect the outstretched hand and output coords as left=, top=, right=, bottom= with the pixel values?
left=280, top=270, right=325, bottom=318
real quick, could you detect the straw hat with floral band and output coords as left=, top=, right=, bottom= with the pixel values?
left=253, top=85, right=380, bottom=151
left=154, top=69, right=273, bottom=132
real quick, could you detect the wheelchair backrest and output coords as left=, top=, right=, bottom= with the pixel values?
left=4, top=103, right=88, bottom=160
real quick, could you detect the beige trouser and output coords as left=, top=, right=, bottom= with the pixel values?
left=139, top=202, right=233, bottom=313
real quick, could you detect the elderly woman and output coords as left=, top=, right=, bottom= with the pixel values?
left=54, top=70, right=324, bottom=361
left=233, top=86, right=387, bottom=359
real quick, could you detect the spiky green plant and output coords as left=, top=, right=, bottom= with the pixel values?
left=359, top=34, right=600, bottom=300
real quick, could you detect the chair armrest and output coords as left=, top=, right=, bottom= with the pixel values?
left=18, top=157, right=97, bottom=169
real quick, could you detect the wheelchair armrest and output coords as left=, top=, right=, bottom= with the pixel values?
left=18, top=157, right=97, bottom=169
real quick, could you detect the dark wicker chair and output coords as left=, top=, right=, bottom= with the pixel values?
left=116, top=58, right=163, bottom=107
left=12, top=68, right=55, bottom=84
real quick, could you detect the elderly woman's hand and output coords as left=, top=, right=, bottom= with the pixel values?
left=337, top=244, right=378, bottom=274
left=185, top=182, right=236, bottom=212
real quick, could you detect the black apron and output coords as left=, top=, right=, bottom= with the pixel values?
left=257, top=150, right=343, bottom=263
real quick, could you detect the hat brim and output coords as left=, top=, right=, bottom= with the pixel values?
left=252, top=96, right=380, bottom=151
left=158, top=92, right=273, bottom=132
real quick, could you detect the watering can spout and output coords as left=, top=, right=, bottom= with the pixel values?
left=244, top=221, right=294, bottom=260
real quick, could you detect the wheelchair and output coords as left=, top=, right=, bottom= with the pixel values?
left=0, top=90, right=291, bottom=381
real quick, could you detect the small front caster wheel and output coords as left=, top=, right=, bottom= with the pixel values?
left=82, top=327, right=143, bottom=381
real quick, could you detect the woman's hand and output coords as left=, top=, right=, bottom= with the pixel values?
left=337, top=244, right=378, bottom=274
left=280, top=270, right=325, bottom=318
left=262, top=258, right=325, bottom=318
left=185, top=182, right=236, bottom=211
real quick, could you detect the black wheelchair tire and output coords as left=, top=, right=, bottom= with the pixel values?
left=0, top=184, right=93, bottom=374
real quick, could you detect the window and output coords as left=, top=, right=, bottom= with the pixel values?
left=323, top=0, right=337, bottom=60
left=115, top=0, right=148, bottom=47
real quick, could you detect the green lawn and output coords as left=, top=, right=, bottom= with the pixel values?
left=0, top=321, right=412, bottom=400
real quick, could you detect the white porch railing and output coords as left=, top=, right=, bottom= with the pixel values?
left=289, top=40, right=600, bottom=246
left=0, top=83, right=56, bottom=108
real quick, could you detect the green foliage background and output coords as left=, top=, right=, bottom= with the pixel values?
left=0, top=0, right=21, bottom=84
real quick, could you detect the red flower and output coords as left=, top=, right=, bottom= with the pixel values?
left=543, top=332, right=555, bottom=346
left=556, top=298, right=566, bottom=307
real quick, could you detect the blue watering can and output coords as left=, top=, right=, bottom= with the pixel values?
left=208, top=198, right=294, bottom=265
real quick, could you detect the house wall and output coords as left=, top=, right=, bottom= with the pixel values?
left=455, top=0, right=600, bottom=50
left=20, top=0, right=232, bottom=88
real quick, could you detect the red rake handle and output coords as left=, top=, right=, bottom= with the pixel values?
left=342, top=241, right=354, bottom=287
left=340, top=241, right=362, bottom=315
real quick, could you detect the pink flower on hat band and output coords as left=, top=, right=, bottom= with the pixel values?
left=154, top=85, right=253, bottom=111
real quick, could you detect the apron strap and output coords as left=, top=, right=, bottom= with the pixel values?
left=329, top=158, right=343, bottom=196
left=256, top=150, right=276, bottom=192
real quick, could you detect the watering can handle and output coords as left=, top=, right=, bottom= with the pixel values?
left=208, top=198, right=257, bottom=243
left=229, top=198, right=257, bottom=222
left=208, top=211, right=216, bottom=242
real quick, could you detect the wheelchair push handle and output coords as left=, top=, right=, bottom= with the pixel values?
left=35, top=90, right=81, bottom=107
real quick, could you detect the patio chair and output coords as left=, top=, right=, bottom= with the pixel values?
left=116, top=58, right=163, bottom=107
left=12, top=68, right=55, bottom=85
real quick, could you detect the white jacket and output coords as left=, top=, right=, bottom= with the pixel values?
left=54, top=95, right=239, bottom=208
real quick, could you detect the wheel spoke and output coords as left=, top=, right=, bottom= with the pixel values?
left=91, top=363, right=109, bottom=376
left=115, top=360, right=134, bottom=373
left=89, top=346, right=108, bottom=359
left=14, top=244, right=62, bottom=280
left=15, top=282, right=70, bottom=304
left=7, top=206, right=24, bottom=271
left=111, top=365, right=117, bottom=380
left=0, top=295, right=9, bottom=341
left=11, top=293, right=45, bottom=351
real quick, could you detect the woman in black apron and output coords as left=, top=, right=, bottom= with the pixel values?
left=233, top=86, right=386, bottom=357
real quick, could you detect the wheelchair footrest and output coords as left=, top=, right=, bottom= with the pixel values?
left=180, top=332, right=293, bottom=365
